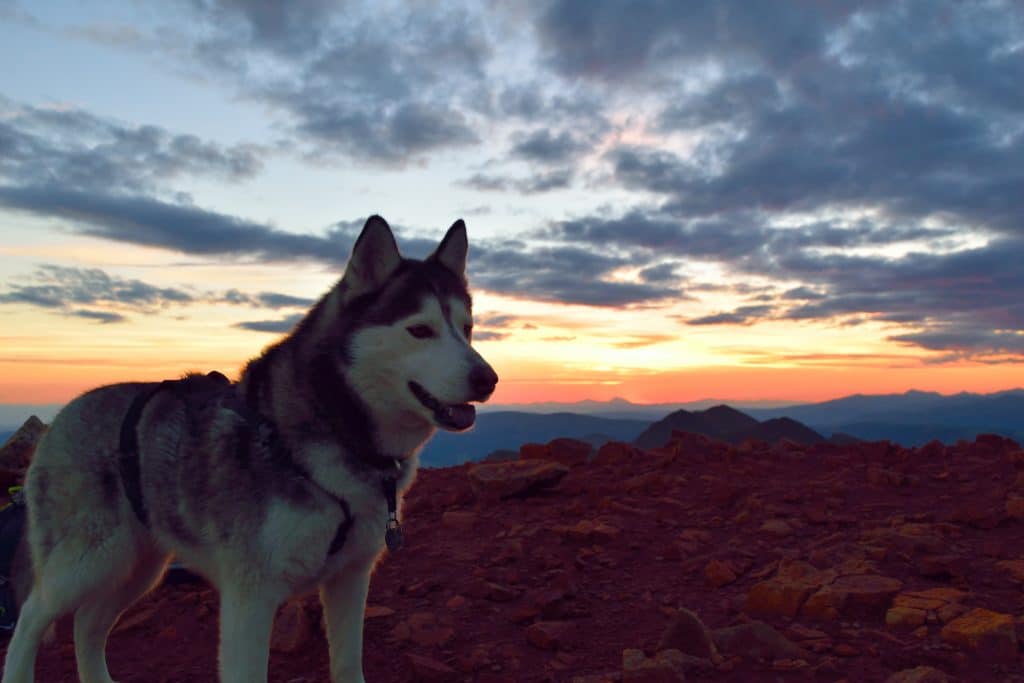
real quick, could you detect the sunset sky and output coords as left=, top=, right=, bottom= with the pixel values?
left=1, top=1, right=1023, bottom=416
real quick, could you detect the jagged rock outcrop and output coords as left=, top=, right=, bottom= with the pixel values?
left=0, top=415, right=46, bottom=470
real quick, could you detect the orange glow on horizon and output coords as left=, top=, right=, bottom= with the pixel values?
left=3, top=355, right=1022, bottom=407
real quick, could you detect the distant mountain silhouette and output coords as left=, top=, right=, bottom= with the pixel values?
left=633, top=405, right=824, bottom=449
left=744, top=417, right=826, bottom=445
left=419, top=411, right=649, bottom=467
left=746, top=389, right=1024, bottom=446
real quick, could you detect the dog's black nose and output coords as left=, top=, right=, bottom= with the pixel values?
left=469, top=364, right=498, bottom=399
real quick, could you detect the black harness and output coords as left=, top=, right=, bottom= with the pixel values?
left=117, top=372, right=403, bottom=558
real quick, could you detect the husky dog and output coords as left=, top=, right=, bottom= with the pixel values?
left=1, top=216, right=497, bottom=683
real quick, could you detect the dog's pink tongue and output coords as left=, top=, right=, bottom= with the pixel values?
left=449, top=404, right=476, bottom=430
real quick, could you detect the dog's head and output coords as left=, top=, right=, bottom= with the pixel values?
left=334, top=215, right=498, bottom=433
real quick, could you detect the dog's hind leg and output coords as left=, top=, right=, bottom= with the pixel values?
left=1, top=590, right=58, bottom=683
left=73, top=545, right=169, bottom=683
left=2, top=515, right=144, bottom=683
left=2, top=532, right=131, bottom=683
left=217, top=584, right=280, bottom=683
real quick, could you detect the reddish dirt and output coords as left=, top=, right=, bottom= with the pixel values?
left=6, top=431, right=1024, bottom=682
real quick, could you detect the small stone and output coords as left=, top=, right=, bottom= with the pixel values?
left=886, top=606, right=927, bottom=630
left=394, top=612, right=454, bottom=648
left=704, top=559, right=737, bottom=588
left=759, top=519, right=793, bottom=537
left=113, top=603, right=159, bottom=634
left=621, top=648, right=686, bottom=682
left=940, top=607, right=1017, bottom=662
left=526, top=621, right=573, bottom=651
left=1003, top=497, right=1024, bottom=518
left=405, top=653, right=458, bottom=682
left=364, top=605, right=395, bottom=619
left=832, top=643, right=859, bottom=657
left=885, top=665, right=951, bottom=682
left=445, top=595, right=467, bottom=610
left=995, top=559, right=1024, bottom=584
left=553, top=519, right=621, bottom=544
left=271, top=601, right=312, bottom=653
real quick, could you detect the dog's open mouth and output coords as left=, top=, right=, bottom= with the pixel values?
left=408, top=381, right=476, bottom=431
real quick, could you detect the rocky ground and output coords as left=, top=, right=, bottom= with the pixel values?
left=4, top=426, right=1024, bottom=681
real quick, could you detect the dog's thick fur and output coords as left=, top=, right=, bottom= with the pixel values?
left=1, top=216, right=497, bottom=683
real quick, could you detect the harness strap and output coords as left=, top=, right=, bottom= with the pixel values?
left=118, top=383, right=169, bottom=527
left=119, top=371, right=401, bottom=559
left=118, top=372, right=230, bottom=528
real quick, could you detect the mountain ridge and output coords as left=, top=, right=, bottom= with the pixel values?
left=633, top=404, right=825, bottom=449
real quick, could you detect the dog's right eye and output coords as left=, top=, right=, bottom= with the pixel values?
left=407, top=324, right=436, bottom=339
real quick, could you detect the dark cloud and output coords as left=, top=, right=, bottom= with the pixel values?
left=461, top=168, right=573, bottom=194
left=586, top=4, right=1024, bottom=237
left=687, top=305, right=775, bottom=327
left=71, top=309, right=127, bottom=324
left=637, top=263, right=678, bottom=283
left=187, top=0, right=337, bottom=57
left=0, top=265, right=193, bottom=311
left=471, top=243, right=677, bottom=306
left=254, top=292, right=316, bottom=309
left=782, top=286, right=826, bottom=301
left=0, top=185, right=341, bottom=264
left=0, top=265, right=193, bottom=323
left=0, top=266, right=321, bottom=332
left=182, top=2, right=491, bottom=163
left=510, top=128, right=587, bottom=164
left=472, top=330, right=507, bottom=342
left=461, top=173, right=509, bottom=192
left=0, top=102, right=263, bottom=193
left=534, top=1, right=855, bottom=82
left=889, top=328, right=1024, bottom=357
left=476, top=314, right=518, bottom=328
left=550, top=209, right=766, bottom=260
left=233, top=313, right=305, bottom=333
left=219, top=289, right=315, bottom=309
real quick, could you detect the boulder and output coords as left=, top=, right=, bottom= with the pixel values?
left=713, top=620, right=806, bottom=661
left=656, top=608, right=719, bottom=661
left=468, top=459, right=569, bottom=500
left=801, top=574, right=903, bottom=621
left=940, top=607, right=1017, bottom=662
left=745, top=559, right=832, bottom=619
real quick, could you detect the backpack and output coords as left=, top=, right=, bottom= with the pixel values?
left=0, top=487, right=26, bottom=631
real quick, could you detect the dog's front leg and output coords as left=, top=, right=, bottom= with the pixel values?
left=218, top=586, right=279, bottom=683
left=320, top=563, right=372, bottom=683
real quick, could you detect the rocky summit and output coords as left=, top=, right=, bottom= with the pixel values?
left=5, top=429, right=1024, bottom=681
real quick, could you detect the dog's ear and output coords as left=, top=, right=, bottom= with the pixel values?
left=430, top=219, right=468, bottom=279
left=343, top=215, right=401, bottom=296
